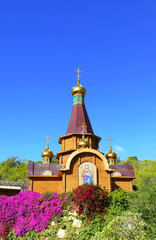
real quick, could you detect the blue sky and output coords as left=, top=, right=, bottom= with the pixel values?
left=0, top=0, right=156, bottom=162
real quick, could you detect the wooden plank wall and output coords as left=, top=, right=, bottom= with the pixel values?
left=30, top=177, right=62, bottom=193
left=111, top=178, right=133, bottom=191
left=65, top=152, right=110, bottom=192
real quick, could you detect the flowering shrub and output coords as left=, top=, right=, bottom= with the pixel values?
left=92, top=211, right=146, bottom=240
left=72, top=218, right=82, bottom=228
left=57, top=229, right=66, bottom=238
left=73, top=184, right=111, bottom=219
left=0, top=191, right=68, bottom=238
left=0, top=195, right=8, bottom=203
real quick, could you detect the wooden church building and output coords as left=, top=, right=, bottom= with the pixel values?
left=28, top=69, right=135, bottom=193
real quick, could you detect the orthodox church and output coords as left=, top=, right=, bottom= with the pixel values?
left=28, top=68, right=135, bottom=193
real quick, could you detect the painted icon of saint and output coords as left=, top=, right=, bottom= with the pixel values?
left=81, top=165, right=93, bottom=184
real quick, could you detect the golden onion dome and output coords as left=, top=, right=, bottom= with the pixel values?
left=41, top=144, right=53, bottom=158
left=71, top=81, right=86, bottom=96
left=106, top=146, right=117, bottom=160
left=78, top=136, right=90, bottom=148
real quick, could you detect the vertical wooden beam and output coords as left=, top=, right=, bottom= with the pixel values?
left=93, top=155, right=96, bottom=165
left=62, top=173, right=66, bottom=192
left=63, top=139, right=65, bottom=151
left=72, top=136, right=73, bottom=149
left=60, top=155, right=62, bottom=164
left=74, top=136, right=76, bottom=149
left=130, top=180, right=133, bottom=191
left=78, top=157, right=81, bottom=165
left=90, top=137, right=92, bottom=149
left=108, top=172, right=112, bottom=192
left=29, top=179, right=33, bottom=191
left=97, top=138, right=99, bottom=151
left=61, top=140, right=62, bottom=151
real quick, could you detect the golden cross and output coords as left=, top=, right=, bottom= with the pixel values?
left=107, top=136, right=114, bottom=146
left=44, top=135, right=51, bottom=144
left=74, top=67, right=83, bottom=83
left=80, top=123, right=87, bottom=137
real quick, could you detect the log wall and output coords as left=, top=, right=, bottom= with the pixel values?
left=29, top=177, right=62, bottom=193
left=111, top=177, right=133, bottom=191
left=65, top=152, right=110, bottom=192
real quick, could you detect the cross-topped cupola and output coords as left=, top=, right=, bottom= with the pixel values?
left=67, top=68, right=93, bottom=134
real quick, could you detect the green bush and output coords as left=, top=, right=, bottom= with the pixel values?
left=104, top=189, right=130, bottom=224
left=92, top=211, right=146, bottom=240
left=109, top=189, right=130, bottom=209
left=126, top=183, right=156, bottom=239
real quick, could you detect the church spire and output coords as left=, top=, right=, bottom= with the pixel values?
left=66, top=68, right=93, bottom=134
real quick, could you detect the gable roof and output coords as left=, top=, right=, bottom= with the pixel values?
left=28, top=162, right=65, bottom=176
left=109, top=163, right=135, bottom=177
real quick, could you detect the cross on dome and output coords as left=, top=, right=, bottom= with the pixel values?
left=80, top=123, right=87, bottom=133
left=74, top=67, right=83, bottom=83
left=80, top=123, right=87, bottom=137
left=44, top=135, right=51, bottom=144
left=107, top=136, right=114, bottom=146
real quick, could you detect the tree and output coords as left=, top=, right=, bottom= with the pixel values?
left=51, top=154, right=59, bottom=163
left=0, top=156, right=28, bottom=182
left=126, top=156, right=138, bottom=162
left=1, top=156, right=21, bottom=167
left=119, top=157, right=156, bottom=188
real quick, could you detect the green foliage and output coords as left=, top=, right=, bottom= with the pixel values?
left=2, top=183, right=156, bottom=239
left=109, top=189, right=129, bottom=209
left=0, top=157, right=155, bottom=239
left=119, top=158, right=156, bottom=188
left=0, top=154, right=59, bottom=183
left=105, top=189, right=130, bottom=223
left=0, top=156, right=28, bottom=182
left=104, top=178, right=156, bottom=239
left=6, top=230, right=41, bottom=240
left=92, top=212, right=146, bottom=240
left=116, top=157, right=121, bottom=163
left=51, top=154, right=59, bottom=163
left=126, top=156, right=138, bottom=162
left=126, top=180, right=156, bottom=239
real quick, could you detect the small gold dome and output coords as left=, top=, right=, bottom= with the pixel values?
left=71, top=82, right=86, bottom=96
left=106, top=146, right=117, bottom=160
left=78, top=136, right=90, bottom=148
left=41, top=144, right=53, bottom=158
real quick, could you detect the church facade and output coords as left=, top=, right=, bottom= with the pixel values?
left=28, top=69, right=135, bottom=193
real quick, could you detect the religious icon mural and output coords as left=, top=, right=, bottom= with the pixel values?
left=79, top=162, right=97, bottom=186
left=82, top=165, right=93, bottom=184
